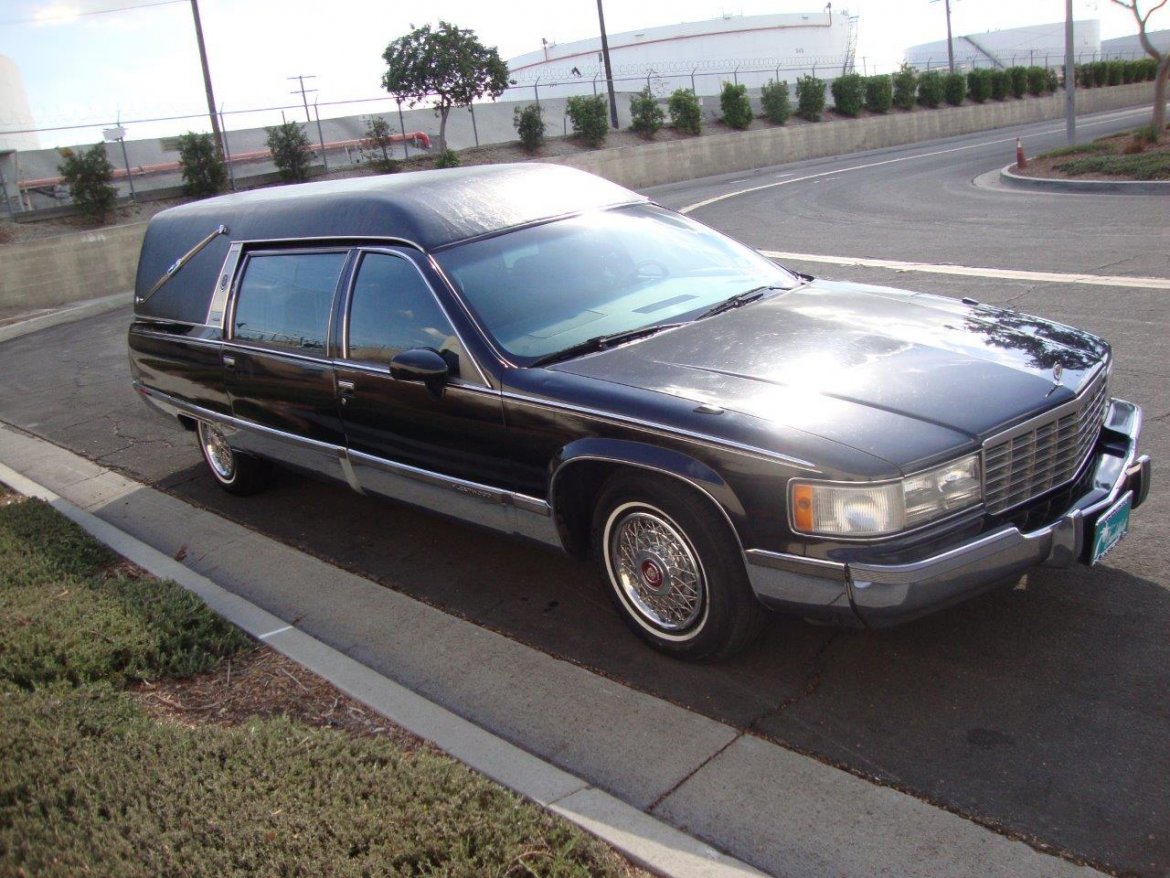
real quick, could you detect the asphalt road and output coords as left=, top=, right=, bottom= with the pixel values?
left=1, top=107, right=1167, bottom=876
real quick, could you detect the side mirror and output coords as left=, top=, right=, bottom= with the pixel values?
left=390, top=348, right=449, bottom=396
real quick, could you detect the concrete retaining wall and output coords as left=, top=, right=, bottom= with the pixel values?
left=552, top=81, right=1156, bottom=189
left=0, top=82, right=1155, bottom=319
left=0, top=222, right=145, bottom=318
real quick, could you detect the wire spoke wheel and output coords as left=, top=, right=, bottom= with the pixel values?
left=198, top=421, right=236, bottom=482
left=610, top=509, right=705, bottom=632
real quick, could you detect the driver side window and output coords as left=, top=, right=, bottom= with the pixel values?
left=347, top=252, right=463, bottom=375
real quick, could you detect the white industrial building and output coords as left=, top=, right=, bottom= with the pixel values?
left=0, top=55, right=38, bottom=152
left=905, top=20, right=1100, bottom=70
left=1101, top=29, right=1170, bottom=59
left=502, top=10, right=857, bottom=102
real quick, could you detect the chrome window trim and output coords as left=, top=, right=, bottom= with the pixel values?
left=501, top=390, right=819, bottom=471
left=426, top=254, right=514, bottom=370
left=227, top=246, right=351, bottom=356
left=219, top=339, right=335, bottom=368
left=340, top=247, right=491, bottom=389
left=204, top=241, right=244, bottom=331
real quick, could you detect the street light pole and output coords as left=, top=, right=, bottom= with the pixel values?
left=596, top=0, right=619, bottom=129
left=189, top=0, right=225, bottom=160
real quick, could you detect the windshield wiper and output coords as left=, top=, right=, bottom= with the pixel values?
left=529, top=323, right=683, bottom=368
left=696, top=285, right=780, bottom=320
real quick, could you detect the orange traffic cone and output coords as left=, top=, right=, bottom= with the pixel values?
left=1016, top=137, right=1027, bottom=170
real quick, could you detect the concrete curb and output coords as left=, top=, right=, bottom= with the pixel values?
left=0, top=290, right=130, bottom=343
left=999, top=163, right=1170, bottom=195
left=0, top=452, right=765, bottom=878
left=0, top=423, right=1106, bottom=878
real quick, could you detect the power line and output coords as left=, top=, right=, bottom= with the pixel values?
left=0, top=0, right=184, bottom=26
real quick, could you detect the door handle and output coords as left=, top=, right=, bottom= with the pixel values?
left=337, top=379, right=355, bottom=394
left=222, top=354, right=236, bottom=368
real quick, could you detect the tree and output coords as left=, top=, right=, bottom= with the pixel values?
left=57, top=143, right=116, bottom=223
left=265, top=121, right=312, bottom=183
left=381, top=21, right=508, bottom=153
left=1111, top=0, right=1170, bottom=141
left=177, top=131, right=226, bottom=197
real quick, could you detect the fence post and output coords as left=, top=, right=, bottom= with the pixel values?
left=396, top=99, right=409, bottom=159
left=533, top=77, right=540, bottom=109
left=690, top=68, right=697, bottom=93
left=733, top=65, right=739, bottom=86
left=218, top=105, right=236, bottom=191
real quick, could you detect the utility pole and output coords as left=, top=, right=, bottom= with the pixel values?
left=596, top=0, right=619, bottom=129
left=290, top=75, right=328, bottom=172
left=1064, top=0, right=1076, bottom=143
left=928, top=0, right=956, bottom=73
left=944, top=0, right=955, bottom=73
left=189, top=0, right=225, bottom=159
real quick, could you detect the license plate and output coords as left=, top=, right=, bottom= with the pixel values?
left=1090, top=493, right=1132, bottom=565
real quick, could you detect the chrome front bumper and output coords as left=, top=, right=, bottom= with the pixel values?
left=746, top=399, right=1150, bottom=627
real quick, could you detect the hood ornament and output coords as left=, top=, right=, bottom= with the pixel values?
left=1053, top=363, right=1064, bottom=386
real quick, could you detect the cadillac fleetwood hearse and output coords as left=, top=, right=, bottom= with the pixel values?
left=128, top=163, right=1150, bottom=659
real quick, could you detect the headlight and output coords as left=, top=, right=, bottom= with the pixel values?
left=790, top=455, right=982, bottom=537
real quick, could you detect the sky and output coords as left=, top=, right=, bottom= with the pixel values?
left=0, top=0, right=1154, bottom=149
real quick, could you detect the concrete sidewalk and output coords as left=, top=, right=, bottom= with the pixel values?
left=0, top=419, right=1103, bottom=878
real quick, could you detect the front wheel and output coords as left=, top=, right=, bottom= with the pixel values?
left=591, top=473, right=764, bottom=660
left=196, top=420, right=272, bottom=496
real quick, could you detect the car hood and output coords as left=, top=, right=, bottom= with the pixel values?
left=551, top=280, right=1109, bottom=471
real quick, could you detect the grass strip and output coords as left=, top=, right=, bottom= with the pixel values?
left=1054, top=152, right=1170, bottom=180
left=0, top=497, right=644, bottom=877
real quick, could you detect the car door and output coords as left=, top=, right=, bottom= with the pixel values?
left=334, top=249, right=526, bottom=531
left=222, top=247, right=350, bottom=477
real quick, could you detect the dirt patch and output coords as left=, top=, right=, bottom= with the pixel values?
left=132, top=644, right=429, bottom=748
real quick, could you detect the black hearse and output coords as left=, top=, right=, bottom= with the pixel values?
left=129, top=163, right=1150, bottom=658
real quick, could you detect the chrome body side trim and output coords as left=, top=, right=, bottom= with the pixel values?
left=503, top=390, right=819, bottom=471
left=134, top=384, right=560, bottom=548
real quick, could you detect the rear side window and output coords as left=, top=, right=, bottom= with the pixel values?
left=233, top=251, right=347, bottom=352
left=346, top=252, right=463, bottom=373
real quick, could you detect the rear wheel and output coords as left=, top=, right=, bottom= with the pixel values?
left=591, top=473, right=764, bottom=660
left=196, top=420, right=272, bottom=496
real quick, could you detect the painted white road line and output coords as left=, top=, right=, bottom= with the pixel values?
left=761, top=250, right=1170, bottom=290
left=679, top=107, right=1151, bottom=214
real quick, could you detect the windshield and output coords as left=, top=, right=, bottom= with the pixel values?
left=435, top=204, right=800, bottom=364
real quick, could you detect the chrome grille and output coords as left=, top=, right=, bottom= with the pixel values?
left=983, top=373, right=1109, bottom=515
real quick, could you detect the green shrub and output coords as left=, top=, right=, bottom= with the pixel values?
left=566, top=94, right=609, bottom=147
left=0, top=499, right=249, bottom=691
left=719, top=81, right=754, bottom=129
left=1092, top=61, right=1109, bottom=87
left=863, top=74, right=893, bottom=114
left=1007, top=66, right=1028, bottom=98
left=512, top=103, right=545, bottom=152
left=265, top=121, right=311, bottom=182
left=796, top=75, right=827, bottom=121
left=363, top=116, right=400, bottom=172
left=990, top=69, right=1010, bottom=100
left=668, top=88, right=702, bottom=134
left=628, top=87, right=665, bottom=138
left=57, top=143, right=116, bottom=223
left=830, top=73, right=864, bottom=117
left=943, top=72, right=967, bottom=106
left=1026, top=65, right=1050, bottom=96
left=176, top=132, right=225, bottom=197
left=917, top=70, right=944, bottom=108
left=967, top=69, right=993, bottom=104
left=892, top=64, right=917, bottom=110
left=760, top=79, right=791, bottom=124
left=1106, top=60, right=1125, bottom=86
left=1045, top=67, right=1060, bottom=93
left=435, top=148, right=460, bottom=168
